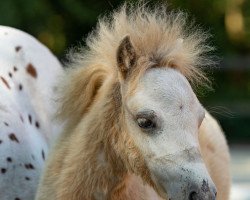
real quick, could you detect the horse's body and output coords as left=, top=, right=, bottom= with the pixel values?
left=35, top=4, right=231, bottom=200
left=0, top=26, right=62, bottom=200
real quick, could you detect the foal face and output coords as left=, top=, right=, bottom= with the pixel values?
left=124, top=68, right=216, bottom=200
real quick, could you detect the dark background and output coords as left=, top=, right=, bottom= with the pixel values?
left=1, top=0, right=249, bottom=144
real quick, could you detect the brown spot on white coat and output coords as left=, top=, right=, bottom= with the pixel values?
left=26, top=63, right=37, bottom=78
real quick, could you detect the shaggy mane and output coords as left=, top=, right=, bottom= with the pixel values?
left=72, top=3, right=214, bottom=79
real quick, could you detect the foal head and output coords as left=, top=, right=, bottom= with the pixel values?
left=59, top=4, right=218, bottom=199
left=115, top=36, right=216, bottom=200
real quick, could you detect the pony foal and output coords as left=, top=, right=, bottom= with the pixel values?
left=36, top=4, right=230, bottom=200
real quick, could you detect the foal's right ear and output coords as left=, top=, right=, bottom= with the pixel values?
left=116, top=36, right=137, bottom=79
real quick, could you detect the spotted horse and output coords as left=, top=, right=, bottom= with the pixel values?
left=0, top=26, right=63, bottom=200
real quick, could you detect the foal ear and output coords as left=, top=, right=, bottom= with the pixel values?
left=116, top=36, right=137, bottom=79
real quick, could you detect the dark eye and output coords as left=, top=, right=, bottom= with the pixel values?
left=137, top=117, right=156, bottom=129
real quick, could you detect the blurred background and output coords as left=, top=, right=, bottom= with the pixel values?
left=0, top=0, right=249, bottom=199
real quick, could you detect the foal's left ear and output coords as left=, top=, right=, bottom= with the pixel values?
left=116, top=35, right=137, bottom=79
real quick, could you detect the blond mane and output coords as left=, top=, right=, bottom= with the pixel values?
left=80, top=2, right=214, bottom=75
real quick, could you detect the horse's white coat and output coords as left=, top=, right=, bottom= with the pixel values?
left=0, top=26, right=62, bottom=200
left=125, top=68, right=215, bottom=199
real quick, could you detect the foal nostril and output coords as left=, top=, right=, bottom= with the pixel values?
left=189, top=188, right=217, bottom=200
left=189, top=191, right=198, bottom=200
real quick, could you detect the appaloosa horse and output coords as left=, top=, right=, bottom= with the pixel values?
left=0, top=26, right=62, bottom=200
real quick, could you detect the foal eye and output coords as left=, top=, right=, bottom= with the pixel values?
left=137, top=118, right=156, bottom=129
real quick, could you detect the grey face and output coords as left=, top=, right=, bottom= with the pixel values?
left=125, top=68, right=217, bottom=200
